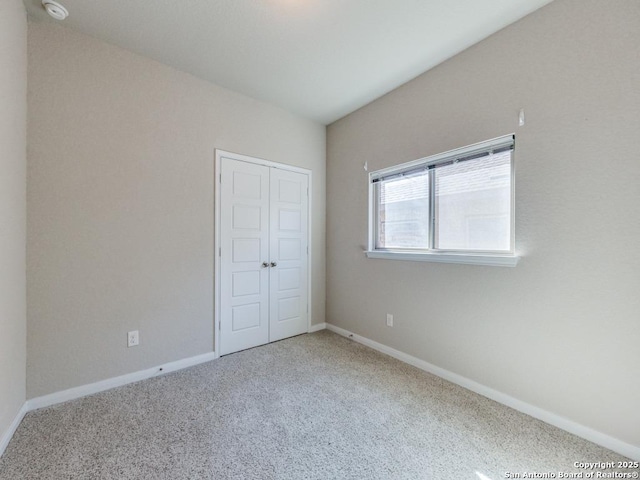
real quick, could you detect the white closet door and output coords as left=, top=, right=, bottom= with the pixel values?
left=220, top=158, right=270, bottom=355
left=269, top=168, right=309, bottom=342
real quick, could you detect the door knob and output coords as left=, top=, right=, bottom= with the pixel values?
left=270, top=262, right=277, bottom=267
left=262, top=262, right=269, bottom=268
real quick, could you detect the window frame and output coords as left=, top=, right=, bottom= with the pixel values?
left=366, top=135, right=519, bottom=267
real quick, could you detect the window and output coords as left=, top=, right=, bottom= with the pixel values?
left=367, top=135, right=518, bottom=266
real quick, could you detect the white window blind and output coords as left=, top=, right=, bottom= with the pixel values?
left=368, top=135, right=517, bottom=265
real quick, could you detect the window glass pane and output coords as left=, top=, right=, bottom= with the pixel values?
left=377, top=172, right=429, bottom=249
left=435, top=151, right=511, bottom=251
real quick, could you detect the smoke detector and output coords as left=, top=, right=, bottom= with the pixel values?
left=42, top=0, right=69, bottom=20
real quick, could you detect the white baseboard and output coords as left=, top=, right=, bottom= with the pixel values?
left=325, top=323, right=640, bottom=461
left=0, top=402, right=28, bottom=458
left=24, top=325, right=332, bottom=412
left=27, top=351, right=218, bottom=411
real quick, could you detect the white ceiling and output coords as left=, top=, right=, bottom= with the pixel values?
left=24, top=0, right=553, bottom=124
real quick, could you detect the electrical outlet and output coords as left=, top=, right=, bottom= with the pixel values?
left=386, top=314, right=393, bottom=327
left=127, top=330, right=139, bottom=347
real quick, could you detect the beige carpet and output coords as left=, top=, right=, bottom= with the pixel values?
left=0, top=330, right=633, bottom=479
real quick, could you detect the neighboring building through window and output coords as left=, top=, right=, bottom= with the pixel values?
left=367, top=135, right=517, bottom=266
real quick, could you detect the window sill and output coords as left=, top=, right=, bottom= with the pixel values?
left=364, top=250, right=520, bottom=267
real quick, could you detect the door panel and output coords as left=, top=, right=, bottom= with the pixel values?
left=220, top=158, right=270, bottom=355
left=279, top=210, right=301, bottom=231
left=232, top=205, right=261, bottom=230
left=278, top=267, right=300, bottom=291
left=232, top=271, right=260, bottom=297
left=232, top=303, right=261, bottom=331
left=231, top=238, right=262, bottom=262
left=277, top=179, right=302, bottom=203
left=219, top=156, right=309, bottom=355
left=278, top=238, right=301, bottom=260
left=269, top=169, right=309, bottom=342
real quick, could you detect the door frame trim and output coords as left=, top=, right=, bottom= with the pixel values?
left=214, top=149, right=313, bottom=357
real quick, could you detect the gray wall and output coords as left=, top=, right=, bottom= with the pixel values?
left=27, top=22, right=326, bottom=398
left=327, top=0, right=640, bottom=448
left=0, top=0, right=27, bottom=441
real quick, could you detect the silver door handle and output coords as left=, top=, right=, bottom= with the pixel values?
left=270, top=262, right=277, bottom=267
left=262, top=262, right=269, bottom=268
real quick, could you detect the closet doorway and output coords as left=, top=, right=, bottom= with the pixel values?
left=215, top=150, right=311, bottom=356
